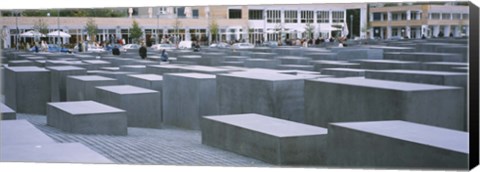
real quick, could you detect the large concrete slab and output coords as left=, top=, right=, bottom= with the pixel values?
left=421, top=62, right=469, bottom=72
left=82, top=60, right=112, bottom=70
left=96, top=85, right=162, bottom=128
left=47, top=66, right=87, bottom=102
left=384, top=52, right=463, bottom=62
left=1, top=103, right=16, bottom=120
left=163, top=73, right=218, bottom=130
left=47, top=101, right=127, bottom=135
left=1, top=120, right=55, bottom=146
left=320, top=68, right=366, bottom=77
left=146, top=64, right=188, bottom=75
left=312, top=60, right=360, bottom=72
left=305, top=77, right=465, bottom=131
left=357, top=59, right=421, bottom=70
left=5, top=66, right=50, bottom=114
left=198, top=52, right=227, bottom=66
left=119, top=65, right=146, bottom=73
left=66, top=75, right=118, bottom=101
left=217, top=71, right=315, bottom=123
left=1, top=142, right=113, bottom=163
left=8, top=60, right=36, bottom=67
left=202, top=113, right=328, bottom=165
left=365, top=70, right=467, bottom=88
left=327, top=120, right=468, bottom=169
left=244, top=59, right=280, bottom=69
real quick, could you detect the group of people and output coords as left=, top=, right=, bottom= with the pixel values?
left=16, top=40, right=49, bottom=52
left=110, top=43, right=168, bottom=62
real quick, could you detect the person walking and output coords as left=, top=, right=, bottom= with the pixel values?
left=112, top=45, right=121, bottom=56
left=139, top=44, right=147, bottom=59
left=161, top=49, right=168, bottom=62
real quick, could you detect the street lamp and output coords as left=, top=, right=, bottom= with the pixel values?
left=14, top=10, right=19, bottom=50
left=349, top=14, right=353, bottom=39
left=156, top=8, right=160, bottom=44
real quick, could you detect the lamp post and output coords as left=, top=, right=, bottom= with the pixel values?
left=15, top=10, right=19, bottom=50
left=349, top=14, right=353, bottom=39
left=156, top=8, right=160, bottom=44
left=57, top=9, right=60, bottom=48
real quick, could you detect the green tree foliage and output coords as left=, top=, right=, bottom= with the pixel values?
left=304, top=22, right=315, bottom=39
left=85, top=18, right=97, bottom=42
left=32, top=19, right=49, bottom=35
left=209, top=18, right=218, bottom=42
left=130, top=20, right=143, bottom=44
left=14, top=8, right=126, bottom=17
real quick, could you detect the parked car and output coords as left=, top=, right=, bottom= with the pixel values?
left=261, top=41, right=278, bottom=47
left=232, top=43, right=255, bottom=49
left=120, top=44, right=141, bottom=51
left=209, top=42, right=230, bottom=49
left=151, top=43, right=176, bottom=51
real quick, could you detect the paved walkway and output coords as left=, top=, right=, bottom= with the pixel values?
left=17, top=113, right=273, bottom=167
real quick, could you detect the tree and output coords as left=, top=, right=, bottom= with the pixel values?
left=172, top=17, right=182, bottom=45
left=32, top=18, right=49, bottom=35
left=209, top=18, right=219, bottom=44
left=304, top=22, right=315, bottom=39
left=130, top=20, right=143, bottom=44
left=85, top=18, right=98, bottom=43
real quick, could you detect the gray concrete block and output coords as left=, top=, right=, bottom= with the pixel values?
left=276, top=64, right=314, bottom=71
left=244, top=59, right=280, bottom=69
left=357, top=59, right=421, bottom=70
left=180, top=65, right=236, bottom=74
left=0, top=103, right=16, bottom=120
left=82, top=60, right=112, bottom=70
left=330, top=48, right=382, bottom=60
left=5, top=66, right=50, bottom=114
left=95, top=71, right=139, bottom=84
left=421, top=62, right=468, bottom=72
left=365, top=70, right=467, bottom=88
left=100, top=67, right=120, bottom=71
left=119, top=65, right=146, bottom=73
left=177, top=55, right=201, bottom=65
left=384, top=52, right=463, bottom=62
left=303, top=53, right=337, bottom=61
left=217, top=71, right=315, bottom=123
left=125, top=74, right=163, bottom=91
left=201, top=113, right=328, bottom=165
left=198, top=52, right=227, bottom=66
left=312, top=60, right=360, bottom=72
left=163, top=73, right=218, bottom=130
left=221, top=61, right=244, bottom=67
left=146, top=64, right=188, bottom=75
left=47, top=101, right=127, bottom=135
left=249, top=52, right=277, bottom=59
left=305, top=77, right=465, bottom=131
left=276, top=56, right=312, bottom=65
left=2, top=142, right=113, bottom=163
left=66, top=75, right=118, bottom=101
left=321, top=68, right=366, bottom=77
left=8, top=60, right=36, bottom=66
left=1, top=120, right=56, bottom=146
left=47, top=66, right=87, bottom=102
left=95, top=85, right=162, bottom=128
left=326, top=120, right=468, bottom=169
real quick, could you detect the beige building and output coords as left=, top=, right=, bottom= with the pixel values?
left=1, top=3, right=367, bottom=48
left=369, top=3, right=469, bottom=39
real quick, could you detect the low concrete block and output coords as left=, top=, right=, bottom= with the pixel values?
left=5, top=66, right=50, bottom=114
left=163, top=73, right=218, bottom=130
left=384, top=52, right=463, bottom=62
left=119, top=65, right=146, bottom=73
left=47, top=66, right=87, bottom=102
left=276, top=64, right=314, bottom=71
left=47, top=101, right=127, bottom=135
left=8, top=60, right=36, bottom=66
left=146, top=64, right=188, bottom=75
left=66, top=75, right=118, bottom=101
left=421, top=62, right=468, bottom=72
left=326, top=120, right=468, bottom=170
left=198, top=52, right=227, bottom=66
left=312, top=60, right=360, bottom=72
left=201, top=113, right=328, bottom=165
left=82, top=60, right=112, bottom=70
left=276, top=56, right=312, bottom=65
left=1, top=103, right=16, bottom=120
left=305, top=77, right=465, bottom=131
left=1, top=120, right=56, bottom=146
left=357, top=59, right=421, bottom=70
left=217, top=71, right=315, bottom=122
left=95, top=85, right=162, bottom=128
left=244, top=58, right=280, bottom=69
left=321, top=68, right=366, bottom=77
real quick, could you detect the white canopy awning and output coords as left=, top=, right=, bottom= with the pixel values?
left=19, top=30, right=45, bottom=38
left=47, top=30, right=71, bottom=38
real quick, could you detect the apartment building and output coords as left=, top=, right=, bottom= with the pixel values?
left=369, top=3, right=469, bottom=39
left=1, top=3, right=367, bottom=48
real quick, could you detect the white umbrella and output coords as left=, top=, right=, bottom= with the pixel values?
left=19, top=30, right=46, bottom=38
left=47, top=30, right=71, bottom=38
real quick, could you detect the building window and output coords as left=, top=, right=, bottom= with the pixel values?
left=301, top=10, right=314, bottom=23
left=267, top=10, right=281, bottom=23
left=248, top=10, right=263, bottom=20
left=284, top=10, right=298, bottom=23
left=177, top=7, right=185, bottom=18
left=430, top=13, right=440, bottom=20
left=229, top=9, right=242, bottom=19
left=392, top=27, right=399, bottom=36
left=382, top=13, right=388, bottom=21
left=332, top=11, right=344, bottom=23
left=392, top=12, right=405, bottom=21
left=401, top=13, right=407, bottom=20
left=462, top=13, right=469, bottom=19
left=452, top=13, right=461, bottom=19
left=410, top=11, right=420, bottom=20
left=372, top=12, right=382, bottom=21
left=441, top=13, right=450, bottom=20
left=317, top=11, right=329, bottom=23
left=192, top=9, right=199, bottom=18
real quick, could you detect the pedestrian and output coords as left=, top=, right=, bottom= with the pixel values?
left=139, top=43, right=147, bottom=59
left=161, top=49, right=168, bottom=62
left=34, top=42, right=39, bottom=53
left=112, top=45, right=121, bottom=56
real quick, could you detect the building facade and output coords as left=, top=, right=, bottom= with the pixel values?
left=369, top=4, right=469, bottom=39
left=1, top=3, right=367, bottom=48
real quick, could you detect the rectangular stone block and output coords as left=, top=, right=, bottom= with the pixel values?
left=277, top=56, right=312, bottom=65
left=384, top=52, right=463, bottom=62
left=5, top=66, right=50, bottom=114
left=326, top=120, right=468, bottom=169
left=177, top=55, right=201, bottom=65
left=311, top=60, right=360, bottom=72
left=2, top=142, right=113, bottom=163
left=365, top=70, right=467, bottom=88
left=47, top=101, right=127, bottom=135
left=163, top=73, right=217, bottom=130
left=1, top=120, right=56, bottom=146
left=198, top=52, right=227, bottom=66
left=180, top=65, right=235, bottom=74
left=95, top=85, right=162, bottom=128
left=95, top=71, right=139, bottom=84
left=82, top=60, right=112, bottom=70
left=47, top=66, right=87, bottom=102
left=201, top=113, right=328, bottom=165
left=335, top=48, right=383, bottom=60
left=244, top=59, right=280, bottom=69
left=146, top=64, right=188, bottom=75
left=1, top=102, right=16, bottom=120
left=218, top=71, right=315, bottom=123
left=305, top=77, right=465, bottom=131
left=422, top=62, right=469, bottom=72
left=8, top=60, right=36, bottom=66
left=357, top=59, right=421, bottom=70
left=66, top=75, right=118, bottom=101
left=120, top=65, right=146, bottom=73
left=320, top=68, right=366, bottom=77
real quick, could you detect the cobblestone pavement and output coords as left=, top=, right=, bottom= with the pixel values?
left=17, top=113, right=273, bottom=167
